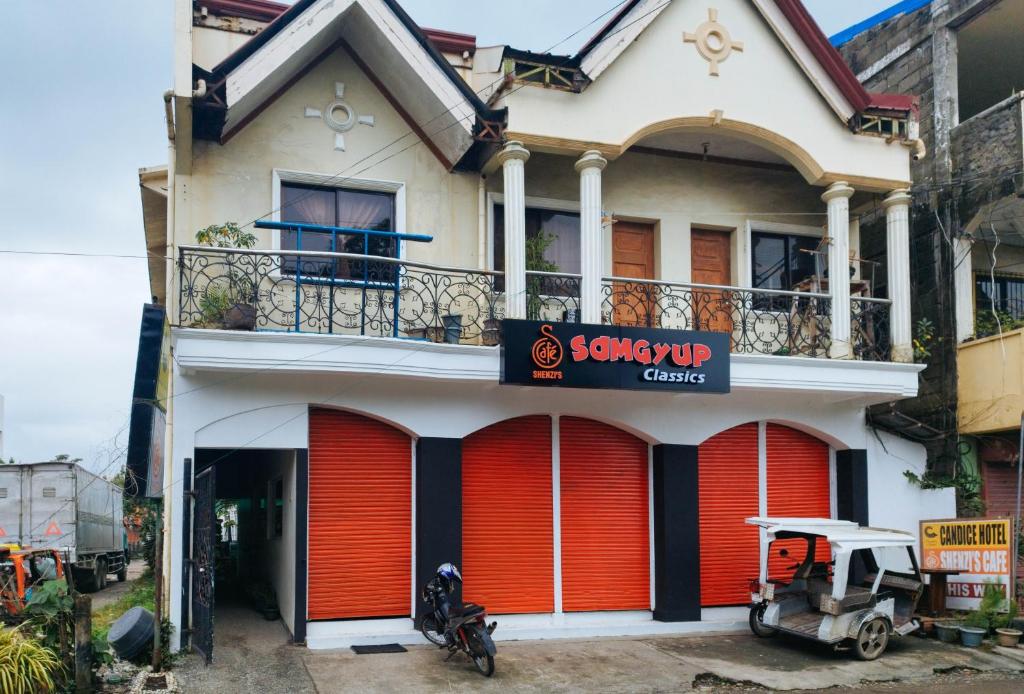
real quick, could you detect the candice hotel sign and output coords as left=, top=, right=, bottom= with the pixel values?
left=500, top=320, right=730, bottom=393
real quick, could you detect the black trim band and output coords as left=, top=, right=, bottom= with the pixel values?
left=652, top=444, right=701, bottom=622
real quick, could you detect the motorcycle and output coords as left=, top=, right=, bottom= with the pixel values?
left=419, top=562, right=497, bottom=677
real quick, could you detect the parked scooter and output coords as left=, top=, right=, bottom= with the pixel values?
left=419, top=563, right=497, bottom=677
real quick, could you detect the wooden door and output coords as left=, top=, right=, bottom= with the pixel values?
left=690, top=228, right=733, bottom=335
left=611, top=222, right=655, bottom=326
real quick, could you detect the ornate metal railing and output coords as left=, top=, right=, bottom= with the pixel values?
left=601, top=278, right=833, bottom=358
left=851, top=297, right=892, bottom=361
left=526, top=270, right=582, bottom=323
left=178, top=246, right=505, bottom=343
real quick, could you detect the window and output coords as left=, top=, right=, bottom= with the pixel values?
left=280, top=183, right=397, bottom=281
left=494, top=204, right=580, bottom=278
left=751, top=231, right=822, bottom=310
left=976, top=274, right=1024, bottom=320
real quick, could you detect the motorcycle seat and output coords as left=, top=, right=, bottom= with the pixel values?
left=449, top=603, right=485, bottom=619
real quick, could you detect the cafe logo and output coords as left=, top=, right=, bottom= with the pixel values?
left=531, top=324, right=564, bottom=380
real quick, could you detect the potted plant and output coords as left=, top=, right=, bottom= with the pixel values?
left=935, top=619, right=961, bottom=643
left=195, top=222, right=259, bottom=330
left=244, top=580, right=280, bottom=621
left=993, top=598, right=1021, bottom=647
left=959, top=610, right=988, bottom=647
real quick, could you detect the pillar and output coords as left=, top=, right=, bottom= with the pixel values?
left=884, top=189, right=913, bottom=362
left=498, top=141, right=530, bottom=319
left=652, top=444, right=701, bottom=621
left=822, top=181, right=855, bottom=359
left=415, top=438, right=462, bottom=625
left=954, top=235, right=974, bottom=343
left=835, top=449, right=869, bottom=526
left=575, top=150, right=608, bottom=324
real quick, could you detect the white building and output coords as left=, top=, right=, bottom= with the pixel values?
left=140, top=0, right=955, bottom=655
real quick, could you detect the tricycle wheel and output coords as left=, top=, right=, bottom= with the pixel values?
left=749, top=604, right=778, bottom=638
left=854, top=618, right=889, bottom=661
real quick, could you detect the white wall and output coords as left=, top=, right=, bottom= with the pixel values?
left=866, top=429, right=957, bottom=552
left=261, top=451, right=297, bottom=634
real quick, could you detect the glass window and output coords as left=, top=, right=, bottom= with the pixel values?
left=280, top=183, right=396, bottom=281
left=976, top=274, right=1024, bottom=320
left=870, top=546, right=916, bottom=577
left=751, top=231, right=822, bottom=310
left=494, top=205, right=580, bottom=292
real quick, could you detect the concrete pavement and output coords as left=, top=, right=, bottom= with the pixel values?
left=172, top=605, right=1024, bottom=693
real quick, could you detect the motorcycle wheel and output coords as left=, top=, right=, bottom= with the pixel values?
left=420, top=616, right=447, bottom=646
left=466, top=624, right=495, bottom=677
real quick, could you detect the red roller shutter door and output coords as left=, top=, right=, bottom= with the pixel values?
left=698, top=423, right=760, bottom=606
left=308, top=408, right=411, bottom=620
left=560, top=417, right=649, bottom=612
left=463, top=416, right=554, bottom=614
left=765, top=424, right=831, bottom=577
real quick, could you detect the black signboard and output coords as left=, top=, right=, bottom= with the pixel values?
left=500, top=320, right=730, bottom=393
left=126, top=304, right=170, bottom=498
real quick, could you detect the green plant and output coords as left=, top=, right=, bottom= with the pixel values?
left=195, top=222, right=257, bottom=249
left=0, top=627, right=63, bottom=694
left=992, top=595, right=1019, bottom=630
left=963, top=609, right=989, bottom=630
left=22, top=579, right=73, bottom=656
left=525, top=231, right=559, bottom=320
left=974, top=308, right=1024, bottom=339
left=913, top=317, right=935, bottom=361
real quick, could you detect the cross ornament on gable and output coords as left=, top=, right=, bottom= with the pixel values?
left=303, top=82, right=376, bottom=151
left=684, top=8, right=744, bottom=76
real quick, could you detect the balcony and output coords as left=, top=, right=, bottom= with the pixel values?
left=950, top=92, right=1024, bottom=188
left=957, top=327, right=1024, bottom=435
left=177, top=246, right=893, bottom=361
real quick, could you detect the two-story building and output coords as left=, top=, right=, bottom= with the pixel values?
left=139, top=0, right=955, bottom=655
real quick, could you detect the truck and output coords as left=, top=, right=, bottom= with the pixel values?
left=0, top=461, right=127, bottom=592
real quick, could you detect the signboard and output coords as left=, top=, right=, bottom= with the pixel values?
left=500, top=320, right=730, bottom=393
left=920, top=517, right=1014, bottom=610
left=126, top=304, right=171, bottom=498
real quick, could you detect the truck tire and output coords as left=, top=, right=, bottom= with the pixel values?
left=117, top=554, right=128, bottom=582
left=97, top=557, right=108, bottom=590
left=76, top=566, right=99, bottom=593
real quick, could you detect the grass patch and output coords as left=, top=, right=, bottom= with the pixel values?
left=91, top=570, right=155, bottom=642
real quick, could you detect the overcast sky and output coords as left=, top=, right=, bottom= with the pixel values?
left=0, top=0, right=898, bottom=474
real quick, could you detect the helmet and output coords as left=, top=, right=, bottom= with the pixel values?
left=436, top=562, right=462, bottom=593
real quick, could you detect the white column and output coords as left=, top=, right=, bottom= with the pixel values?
left=883, top=189, right=913, bottom=362
left=822, top=181, right=855, bottom=359
left=953, top=235, right=975, bottom=343
left=498, top=141, right=530, bottom=319
left=575, top=150, right=608, bottom=324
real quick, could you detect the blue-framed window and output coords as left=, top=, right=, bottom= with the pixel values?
left=281, top=183, right=396, bottom=281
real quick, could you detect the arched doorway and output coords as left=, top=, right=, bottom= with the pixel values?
left=308, top=408, right=411, bottom=620
left=559, top=417, right=649, bottom=612
left=462, top=416, right=554, bottom=614
left=698, top=422, right=832, bottom=606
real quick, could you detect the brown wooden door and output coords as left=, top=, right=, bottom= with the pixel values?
left=690, top=228, right=733, bottom=335
left=611, top=222, right=655, bottom=326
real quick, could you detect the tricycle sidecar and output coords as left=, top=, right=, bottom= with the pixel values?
left=746, top=517, right=923, bottom=660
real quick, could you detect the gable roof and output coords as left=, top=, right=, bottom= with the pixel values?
left=573, top=0, right=914, bottom=121
left=192, top=0, right=502, bottom=170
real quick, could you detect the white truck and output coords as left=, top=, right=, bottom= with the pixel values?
left=0, top=461, right=128, bottom=592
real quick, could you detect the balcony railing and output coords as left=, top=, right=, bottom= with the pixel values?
left=177, top=247, right=894, bottom=361
left=851, top=296, right=892, bottom=361
left=178, top=246, right=504, bottom=343
left=601, top=277, right=833, bottom=358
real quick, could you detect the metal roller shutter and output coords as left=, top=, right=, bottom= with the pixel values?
left=308, top=408, right=411, bottom=620
left=560, top=417, right=649, bottom=612
left=698, top=423, right=760, bottom=606
left=766, top=424, right=831, bottom=577
left=463, top=416, right=554, bottom=614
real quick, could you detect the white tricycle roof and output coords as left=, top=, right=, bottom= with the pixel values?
left=746, top=517, right=917, bottom=552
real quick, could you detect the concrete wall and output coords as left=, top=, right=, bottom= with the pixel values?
left=957, top=328, right=1024, bottom=435
left=865, top=429, right=957, bottom=552
left=262, top=451, right=297, bottom=634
